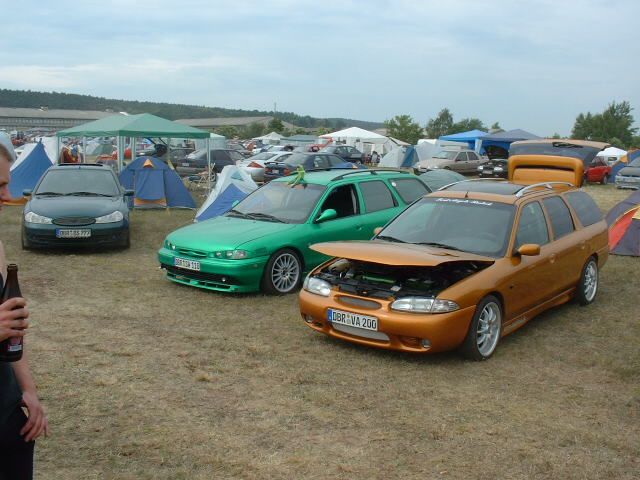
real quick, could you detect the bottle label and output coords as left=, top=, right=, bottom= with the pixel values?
left=8, top=344, right=23, bottom=352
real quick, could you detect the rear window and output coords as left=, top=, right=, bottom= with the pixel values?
left=542, top=196, right=575, bottom=239
left=564, top=191, right=603, bottom=227
left=391, top=177, right=430, bottom=203
left=359, top=180, right=397, bottom=213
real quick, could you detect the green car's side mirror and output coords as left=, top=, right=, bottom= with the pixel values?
left=22, top=189, right=32, bottom=197
left=124, top=189, right=135, bottom=197
left=517, top=244, right=541, bottom=256
left=316, top=209, right=337, bottom=223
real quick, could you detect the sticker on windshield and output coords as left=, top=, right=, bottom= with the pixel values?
left=435, top=198, right=493, bottom=206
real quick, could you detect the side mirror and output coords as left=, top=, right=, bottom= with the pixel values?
left=516, top=244, right=541, bottom=256
left=316, top=209, right=337, bottom=223
left=373, top=226, right=383, bottom=235
left=124, top=189, right=135, bottom=197
left=22, top=189, right=32, bottom=197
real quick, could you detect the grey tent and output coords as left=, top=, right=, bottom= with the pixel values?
left=480, top=129, right=540, bottom=158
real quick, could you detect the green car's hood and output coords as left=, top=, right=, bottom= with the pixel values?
left=166, top=216, right=297, bottom=253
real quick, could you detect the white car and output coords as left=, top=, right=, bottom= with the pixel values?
left=237, top=151, right=293, bottom=182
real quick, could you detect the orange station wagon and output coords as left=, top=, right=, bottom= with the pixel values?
left=299, top=140, right=610, bottom=360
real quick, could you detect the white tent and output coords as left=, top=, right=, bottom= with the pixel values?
left=195, top=165, right=257, bottom=221
left=320, top=127, right=388, bottom=144
left=253, top=131, right=283, bottom=144
left=596, top=146, right=627, bottom=164
left=379, top=147, right=406, bottom=168
left=11, top=137, right=59, bottom=170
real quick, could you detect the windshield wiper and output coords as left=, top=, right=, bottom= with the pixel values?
left=35, top=191, right=65, bottom=196
left=226, top=209, right=250, bottom=219
left=376, top=235, right=407, bottom=243
left=416, top=242, right=463, bottom=252
left=67, top=191, right=114, bottom=197
left=245, top=212, right=286, bottom=223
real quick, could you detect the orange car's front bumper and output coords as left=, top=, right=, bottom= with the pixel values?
left=299, top=290, right=477, bottom=353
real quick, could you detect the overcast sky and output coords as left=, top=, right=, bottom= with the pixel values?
left=1, top=0, right=638, bottom=135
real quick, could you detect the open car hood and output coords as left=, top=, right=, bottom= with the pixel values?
left=311, top=241, right=495, bottom=266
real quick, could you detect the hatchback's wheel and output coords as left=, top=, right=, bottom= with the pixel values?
left=576, top=257, right=598, bottom=305
left=21, top=231, right=31, bottom=251
left=262, top=249, right=302, bottom=294
left=601, top=175, right=609, bottom=185
left=461, top=295, right=502, bottom=361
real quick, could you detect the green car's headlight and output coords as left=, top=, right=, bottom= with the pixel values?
left=24, top=211, right=53, bottom=224
left=95, top=211, right=124, bottom=224
left=213, top=250, right=251, bottom=259
left=303, top=276, right=331, bottom=297
left=165, top=240, right=176, bottom=250
left=391, top=297, right=459, bottom=313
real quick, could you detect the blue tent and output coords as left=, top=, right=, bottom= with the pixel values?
left=480, top=129, right=540, bottom=156
left=119, top=156, right=195, bottom=208
left=195, top=166, right=257, bottom=221
left=439, top=129, right=488, bottom=150
left=9, top=142, right=52, bottom=203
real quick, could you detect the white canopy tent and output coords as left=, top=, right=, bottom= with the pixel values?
left=253, top=131, right=283, bottom=144
left=596, top=146, right=627, bottom=164
left=320, top=127, right=388, bottom=144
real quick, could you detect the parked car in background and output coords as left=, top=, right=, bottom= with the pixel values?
left=419, top=169, right=466, bottom=191
left=237, top=151, right=293, bottom=182
left=300, top=146, right=609, bottom=360
left=417, top=149, right=486, bottom=174
left=175, top=148, right=246, bottom=177
left=478, top=158, right=509, bottom=179
left=615, top=157, right=640, bottom=189
left=158, top=170, right=431, bottom=294
left=227, top=143, right=252, bottom=158
left=319, top=145, right=364, bottom=162
left=584, top=156, right=612, bottom=184
left=22, top=164, right=132, bottom=249
left=263, top=152, right=363, bottom=182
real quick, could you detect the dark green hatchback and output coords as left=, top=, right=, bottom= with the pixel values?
left=22, top=164, right=132, bottom=249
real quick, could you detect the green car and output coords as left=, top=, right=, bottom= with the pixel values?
left=158, top=169, right=431, bottom=294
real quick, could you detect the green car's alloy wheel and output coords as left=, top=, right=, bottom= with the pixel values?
left=262, top=248, right=302, bottom=294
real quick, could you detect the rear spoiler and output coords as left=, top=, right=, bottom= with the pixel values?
left=508, top=155, right=584, bottom=187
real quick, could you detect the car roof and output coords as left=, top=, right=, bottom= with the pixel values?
left=434, top=179, right=575, bottom=205
left=271, top=169, right=415, bottom=186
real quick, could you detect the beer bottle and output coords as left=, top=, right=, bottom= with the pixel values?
left=0, top=264, right=24, bottom=362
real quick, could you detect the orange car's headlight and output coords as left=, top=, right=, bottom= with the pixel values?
left=391, top=297, right=459, bottom=314
left=303, top=276, right=331, bottom=297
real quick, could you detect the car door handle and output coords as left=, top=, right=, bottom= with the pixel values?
left=549, top=254, right=556, bottom=264
left=580, top=240, right=587, bottom=250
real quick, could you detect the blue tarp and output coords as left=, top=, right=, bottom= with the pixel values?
left=9, top=142, right=52, bottom=200
left=196, top=183, right=247, bottom=221
left=439, top=130, right=488, bottom=150
left=119, top=156, right=195, bottom=208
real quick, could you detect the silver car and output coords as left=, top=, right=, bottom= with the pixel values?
left=237, top=151, right=293, bottom=182
left=418, top=149, right=487, bottom=174
left=615, top=157, right=640, bottom=190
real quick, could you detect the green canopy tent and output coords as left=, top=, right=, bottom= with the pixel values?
left=56, top=113, right=212, bottom=186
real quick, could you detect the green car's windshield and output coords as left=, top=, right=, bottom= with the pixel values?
left=434, top=151, right=458, bottom=160
left=378, top=197, right=516, bottom=258
left=35, top=169, right=120, bottom=196
left=230, top=182, right=326, bottom=224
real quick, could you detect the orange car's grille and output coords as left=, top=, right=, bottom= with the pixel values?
left=337, top=296, right=382, bottom=310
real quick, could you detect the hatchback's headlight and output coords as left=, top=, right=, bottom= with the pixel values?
left=391, top=297, right=459, bottom=313
left=303, top=276, right=331, bottom=297
left=95, top=211, right=124, bottom=223
left=24, top=211, right=52, bottom=224
left=493, top=166, right=504, bottom=172
left=213, top=249, right=250, bottom=259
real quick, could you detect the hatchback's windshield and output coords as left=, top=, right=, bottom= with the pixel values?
left=378, top=197, right=515, bottom=257
left=36, top=169, right=120, bottom=196
left=230, top=182, right=326, bottom=223
left=434, top=151, right=458, bottom=160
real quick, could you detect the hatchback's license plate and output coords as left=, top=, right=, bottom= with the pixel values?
left=181, top=162, right=190, bottom=167
left=328, top=308, right=378, bottom=331
left=174, top=257, right=201, bottom=271
left=56, top=229, right=91, bottom=238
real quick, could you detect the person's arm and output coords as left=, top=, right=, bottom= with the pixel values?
left=12, top=351, right=50, bottom=441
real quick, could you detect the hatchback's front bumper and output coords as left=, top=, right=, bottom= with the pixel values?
left=23, top=221, right=129, bottom=248
left=615, top=176, right=640, bottom=189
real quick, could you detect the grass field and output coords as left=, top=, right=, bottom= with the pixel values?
left=1, top=184, right=638, bottom=479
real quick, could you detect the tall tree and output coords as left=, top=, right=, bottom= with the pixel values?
left=571, top=101, right=637, bottom=147
left=424, top=108, right=453, bottom=138
left=215, top=125, right=238, bottom=138
left=451, top=118, right=486, bottom=134
left=267, top=117, right=285, bottom=133
left=244, top=122, right=265, bottom=138
left=384, top=115, right=424, bottom=145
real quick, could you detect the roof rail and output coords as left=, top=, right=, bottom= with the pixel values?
left=331, top=168, right=411, bottom=181
left=515, top=182, right=574, bottom=197
left=438, top=178, right=507, bottom=191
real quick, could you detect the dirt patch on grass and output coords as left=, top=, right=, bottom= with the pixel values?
left=0, top=185, right=638, bottom=479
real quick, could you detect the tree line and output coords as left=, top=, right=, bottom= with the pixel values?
left=385, top=102, right=639, bottom=148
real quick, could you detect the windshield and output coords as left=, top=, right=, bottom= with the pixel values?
left=378, top=197, right=515, bottom=258
left=628, top=158, right=640, bottom=167
left=248, top=152, right=276, bottom=161
left=433, top=151, right=458, bottom=160
left=286, top=153, right=309, bottom=166
left=36, top=169, right=120, bottom=196
left=230, top=182, right=326, bottom=223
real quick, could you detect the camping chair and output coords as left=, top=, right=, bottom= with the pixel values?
left=187, top=164, right=217, bottom=194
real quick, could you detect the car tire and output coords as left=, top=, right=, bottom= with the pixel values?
left=21, top=231, right=31, bottom=251
left=262, top=248, right=302, bottom=295
left=576, top=257, right=598, bottom=306
left=601, top=175, right=609, bottom=185
left=460, top=295, right=502, bottom=361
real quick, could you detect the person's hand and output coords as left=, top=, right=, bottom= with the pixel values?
left=20, top=390, right=50, bottom=442
left=0, top=297, right=29, bottom=342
